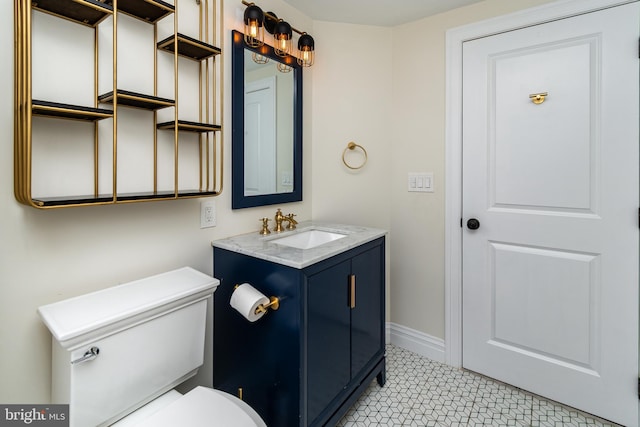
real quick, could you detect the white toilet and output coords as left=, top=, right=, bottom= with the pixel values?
left=38, top=267, right=267, bottom=427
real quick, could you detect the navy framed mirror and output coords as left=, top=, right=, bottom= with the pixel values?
left=231, top=30, right=303, bottom=209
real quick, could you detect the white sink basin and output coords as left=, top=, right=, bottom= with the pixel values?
left=271, top=229, right=347, bottom=249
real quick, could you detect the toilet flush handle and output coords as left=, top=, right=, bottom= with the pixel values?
left=71, top=347, right=100, bottom=365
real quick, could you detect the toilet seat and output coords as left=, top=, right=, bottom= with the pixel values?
left=114, top=387, right=265, bottom=427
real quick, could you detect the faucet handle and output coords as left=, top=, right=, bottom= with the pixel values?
left=259, top=218, right=271, bottom=235
left=285, top=213, right=298, bottom=230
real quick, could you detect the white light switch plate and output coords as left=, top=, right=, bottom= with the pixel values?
left=408, top=173, right=434, bottom=192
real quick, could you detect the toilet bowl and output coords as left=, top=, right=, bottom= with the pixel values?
left=38, top=267, right=266, bottom=427
left=112, top=387, right=265, bottom=427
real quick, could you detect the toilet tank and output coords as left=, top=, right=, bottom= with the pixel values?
left=38, top=267, right=219, bottom=427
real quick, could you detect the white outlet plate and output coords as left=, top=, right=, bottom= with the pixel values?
left=200, top=200, right=216, bottom=228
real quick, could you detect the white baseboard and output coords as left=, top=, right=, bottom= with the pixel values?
left=387, top=322, right=446, bottom=363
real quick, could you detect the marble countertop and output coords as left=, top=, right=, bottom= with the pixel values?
left=211, top=221, right=387, bottom=269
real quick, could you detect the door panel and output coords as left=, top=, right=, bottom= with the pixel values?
left=491, top=242, right=598, bottom=367
left=492, top=38, right=596, bottom=213
left=462, top=3, right=639, bottom=426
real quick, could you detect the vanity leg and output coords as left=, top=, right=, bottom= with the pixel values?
left=376, top=360, right=386, bottom=387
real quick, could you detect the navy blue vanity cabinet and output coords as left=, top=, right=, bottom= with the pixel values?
left=213, top=236, right=385, bottom=427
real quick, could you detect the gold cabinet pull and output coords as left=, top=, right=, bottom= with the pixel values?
left=349, top=275, right=356, bottom=309
left=529, top=92, right=548, bottom=104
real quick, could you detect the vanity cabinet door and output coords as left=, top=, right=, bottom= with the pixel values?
left=306, top=240, right=385, bottom=426
left=351, top=246, right=384, bottom=380
left=306, top=260, right=351, bottom=425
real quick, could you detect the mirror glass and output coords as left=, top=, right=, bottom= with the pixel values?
left=232, top=30, right=302, bottom=209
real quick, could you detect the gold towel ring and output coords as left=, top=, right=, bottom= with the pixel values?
left=342, top=142, right=368, bottom=170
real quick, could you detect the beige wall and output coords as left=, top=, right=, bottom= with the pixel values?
left=309, top=21, right=393, bottom=230
left=1, top=0, right=557, bottom=404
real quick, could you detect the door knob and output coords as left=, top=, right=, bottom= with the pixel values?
left=467, top=218, right=480, bottom=230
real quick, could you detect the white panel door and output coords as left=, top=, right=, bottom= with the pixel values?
left=244, top=76, right=276, bottom=196
left=462, top=3, right=639, bottom=426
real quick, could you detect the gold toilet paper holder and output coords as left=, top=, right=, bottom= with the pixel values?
left=254, top=296, right=280, bottom=315
left=234, top=284, right=280, bottom=315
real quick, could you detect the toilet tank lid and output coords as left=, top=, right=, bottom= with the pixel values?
left=38, top=267, right=219, bottom=348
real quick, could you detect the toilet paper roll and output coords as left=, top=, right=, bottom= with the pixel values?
left=230, top=283, right=270, bottom=322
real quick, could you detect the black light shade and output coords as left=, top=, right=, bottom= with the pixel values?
left=297, top=33, right=315, bottom=67
left=243, top=4, right=263, bottom=25
left=243, top=4, right=264, bottom=47
left=273, top=20, right=292, bottom=57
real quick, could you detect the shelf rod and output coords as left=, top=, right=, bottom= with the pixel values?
left=25, top=0, right=33, bottom=206
left=112, top=0, right=118, bottom=203
left=154, top=23, right=158, bottom=194
left=94, top=20, right=99, bottom=198
left=199, top=0, right=204, bottom=192
left=216, top=0, right=224, bottom=194
left=174, top=1, right=179, bottom=197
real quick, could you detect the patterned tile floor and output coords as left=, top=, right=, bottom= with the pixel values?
left=337, top=345, right=621, bottom=427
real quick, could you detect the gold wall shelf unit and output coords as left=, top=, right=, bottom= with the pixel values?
left=15, top=0, right=223, bottom=209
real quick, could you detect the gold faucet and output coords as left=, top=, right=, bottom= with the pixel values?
left=273, top=209, right=297, bottom=232
left=284, top=213, right=298, bottom=230
left=274, top=209, right=286, bottom=233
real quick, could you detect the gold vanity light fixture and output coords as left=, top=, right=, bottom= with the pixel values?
left=243, top=3, right=264, bottom=47
left=241, top=0, right=316, bottom=67
left=297, top=33, right=315, bottom=67
left=273, top=19, right=292, bottom=57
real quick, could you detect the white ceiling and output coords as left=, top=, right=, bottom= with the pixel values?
left=281, top=0, right=485, bottom=27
